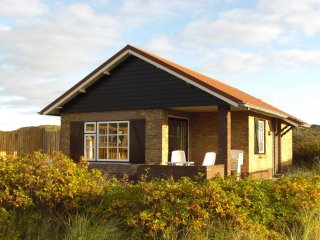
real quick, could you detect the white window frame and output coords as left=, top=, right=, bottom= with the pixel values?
left=84, top=122, right=96, bottom=133
left=84, top=134, right=96, bottom=160
left=84, top=121, right=129, bottom=162
left=255, top=119, right=265, bottom=154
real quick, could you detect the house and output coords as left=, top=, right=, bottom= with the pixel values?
left=40, top=45, right=308, bottom=179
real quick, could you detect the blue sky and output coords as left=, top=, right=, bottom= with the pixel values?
left=0, top=0, right=320, bottom=130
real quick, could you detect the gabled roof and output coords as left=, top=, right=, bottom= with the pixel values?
left=40, top=45, right=307, bottom=127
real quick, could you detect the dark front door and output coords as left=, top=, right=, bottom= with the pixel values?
left=168, top=117, right=189, bottom=161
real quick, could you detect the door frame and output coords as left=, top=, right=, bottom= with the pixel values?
left=168, top=116, right=190, bottom=161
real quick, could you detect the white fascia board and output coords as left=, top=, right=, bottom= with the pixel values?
left=128, top=50, right=239, bottom=107
left=282, top=119, right=299, bottom=128
left=42, top=50, right=131, bottom=115
left=239, top=103, right=288, bottom=119
left=44, top=49, right=240, bottom=115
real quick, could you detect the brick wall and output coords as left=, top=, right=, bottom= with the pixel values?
left=60, top=109, right=166, bottom=164
left=89, top=163, right=225, bottom=181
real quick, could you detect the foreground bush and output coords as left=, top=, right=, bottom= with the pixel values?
left=1, top=152, right=320, bottom=239
left=0, top=152, right=106, bottom=212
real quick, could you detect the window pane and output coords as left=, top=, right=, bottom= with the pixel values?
left=85, top=123, right=95, bottom=133
left=99, top=136, right=107, bottom=147
left=119, top=148, right=128, bottom=160
left=99, top=148, right=107, bottom=159
left=85, top=135, right=95, bottom=148
left=108, top=148, right=117, bottom=159
left=85, top=148, right=95, bottom=160
left=108, top=123, right=118, bottom=134
left=258, top=120, right=264, bottom=153
left=99, top=123, right=108, bottom=135
left=108, top=135, right=117, bottom=147
left=119, top=122, right=128, bottom=134
left=118, top=135, right=128, bottom=147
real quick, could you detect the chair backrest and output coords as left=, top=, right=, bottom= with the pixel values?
left=231, top=149, right=244, bottom=165
left=231, top=149, right=244, bottom=174
left=171, top=150, right=186, bottom=165
left=202, top=152, right=216, bottom=166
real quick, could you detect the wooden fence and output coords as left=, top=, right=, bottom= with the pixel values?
left=0, top=126, right=60, bottom=157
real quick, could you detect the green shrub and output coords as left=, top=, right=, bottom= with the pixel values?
left=2, top=152, right=320, bottom=239
left=0, top=152, right=106, bottom=212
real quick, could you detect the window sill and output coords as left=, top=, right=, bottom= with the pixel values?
left=86, top=160, right=130, bottom=163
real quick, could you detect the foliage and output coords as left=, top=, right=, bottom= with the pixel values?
left=2, top=152, right=320, bottom=239
left=293, top=124, right=320, bottom=164
left=0, top=151, right=106, bottom=212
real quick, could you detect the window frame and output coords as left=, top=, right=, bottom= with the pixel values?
left=254, top=118, right=266, bottom=154
left=84, top=122, right=96, bottom=133
left=83, top=121, right=129, bottom=162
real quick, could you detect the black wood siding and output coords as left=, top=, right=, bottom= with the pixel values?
left=129, top=119, right=145, bottom=164
left=70, top=121, right=84, bottom=162
left=62, top=56, right=227, bottom=113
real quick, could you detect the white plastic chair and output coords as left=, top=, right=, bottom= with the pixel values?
left=168, top=150, right=194, bottom=166
left=231, top=149, right=244, bottom=176
left=202, top=152, right=216, bottom=166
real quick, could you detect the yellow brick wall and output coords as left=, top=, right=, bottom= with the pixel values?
left=248, top=114, right=273, bottom=177
left=60, top=109, right=167, bottom=164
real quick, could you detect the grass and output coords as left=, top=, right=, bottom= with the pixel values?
left=284, top=209, right=320, bottom=240
left=0, top=210, right=126, bottom=240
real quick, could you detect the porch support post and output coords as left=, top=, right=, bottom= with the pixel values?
left=217, top=105, right=231, bottom=176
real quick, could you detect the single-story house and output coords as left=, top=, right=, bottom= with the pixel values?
left=40, top=45, right=308, bottom=179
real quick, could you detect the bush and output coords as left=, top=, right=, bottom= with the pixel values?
left=0, top=152, right=106, bottom=212
left=2, top=152, right=320, bottom=239
left=293, top=140, right=320, bottom=164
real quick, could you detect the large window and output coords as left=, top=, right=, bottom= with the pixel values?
left=84, top=121, right=129, bottom=161
left=254, top=119, right=265, bottom=154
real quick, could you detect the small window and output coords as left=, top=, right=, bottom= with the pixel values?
left=84, top=122, right=96, bottom=133
left=255, top=119, right=265, bottom=154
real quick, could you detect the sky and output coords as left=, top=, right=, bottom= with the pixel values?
left=0, top=0, right=320, bottom=130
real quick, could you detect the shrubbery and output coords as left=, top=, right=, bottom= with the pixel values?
left=1, top=152, right=320, bottom=239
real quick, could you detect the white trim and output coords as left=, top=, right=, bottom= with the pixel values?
left=96, top=121, right=129, bottom=162
left=43, top=49, right=240, bottom=115
left=84, top=122, right=96, bottom=133
left=42, top=51, right=130, bottom=115
left=239, top=103, right=287, bottom=119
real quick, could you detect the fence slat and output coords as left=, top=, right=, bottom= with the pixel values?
left=0, top=126, right=60, bottom=156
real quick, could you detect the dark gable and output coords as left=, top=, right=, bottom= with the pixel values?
left=61, top=56, right=227, bottom=113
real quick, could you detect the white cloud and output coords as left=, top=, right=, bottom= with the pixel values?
left=0, top=0, right=47, bottom=18
left=259, top=0, right=320, bottom=36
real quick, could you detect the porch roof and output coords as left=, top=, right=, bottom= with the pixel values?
left=40, top=45, right=307, bottom=127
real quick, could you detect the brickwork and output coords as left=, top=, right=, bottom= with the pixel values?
left=244, top=168, right=273, bottom=179
left=60, top=109, right=166, bottom=164
left=89, top=163, right=225, bottom=181
left=61, top=108, right=290, bottom=179
left=217, top=106, right=231, bottom=176
left=231, top=111, right=249, bottom=174
left=189, top=112, right=218, bottom=165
